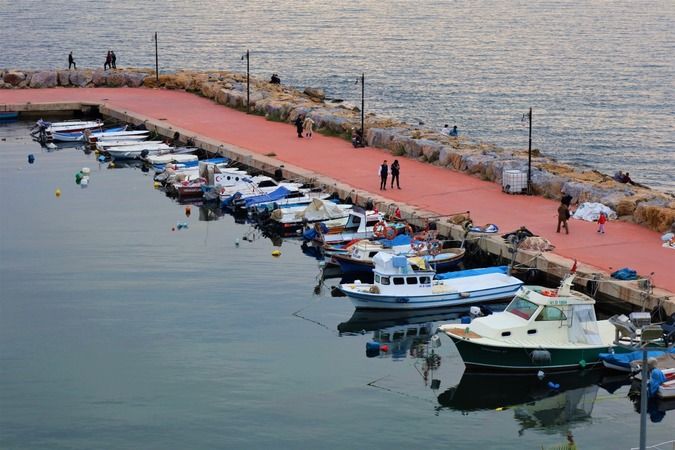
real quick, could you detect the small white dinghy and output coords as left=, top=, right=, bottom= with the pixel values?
left=145, top=153, right=198, bottom=165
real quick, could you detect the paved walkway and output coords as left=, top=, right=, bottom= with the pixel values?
left=3, top=88, right=674, bottom=293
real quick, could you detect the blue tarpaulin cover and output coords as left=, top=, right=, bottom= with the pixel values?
left=611, top=267, right=638, bottom=280
left=243, top=186, right=291, bottom=208
left=435, top=266, right=508, bottom=280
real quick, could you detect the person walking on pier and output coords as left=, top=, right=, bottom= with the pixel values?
left=379, top=160, right=389, bottom=191
left=557, top=201, right=570, bottom=234
left=111, top=51, right=117, bottom=69
left=303, top=116, right=315, bottom=138
left=294, top=115, right=304, bottom=138
left=390, top=159, right=401, bottom=189
left=68, top=52, right=76, bottom=70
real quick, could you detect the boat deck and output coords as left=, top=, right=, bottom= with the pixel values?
left=3, top=88, right=674, bottom=298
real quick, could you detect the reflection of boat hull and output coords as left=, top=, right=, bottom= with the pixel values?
left=437, top=369, right=624, bottom=411
left=448, top=333, right=618, bottom=372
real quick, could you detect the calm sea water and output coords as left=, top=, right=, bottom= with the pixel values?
left=1, top=121, right=673, bottom=449
left=1, top=0, right=673, bottom=191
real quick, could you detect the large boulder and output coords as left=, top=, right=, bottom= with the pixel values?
left=124, top=72, right=146, bottom=87
left=92, top=69, right=107, bottom=86
left=29, top=71, right=57, bottom=88
left=304, top=87, right=325, bottom=100
left=3, top=71, right=26, bottom=86
left=106, top=72, right=126, bottom=87
left=69, top=70, right=91, bottom=87
left=57, top=70, right=71, bottom=86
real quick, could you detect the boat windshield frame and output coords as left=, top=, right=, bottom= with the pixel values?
left=505, top=295, right=540, bottom=320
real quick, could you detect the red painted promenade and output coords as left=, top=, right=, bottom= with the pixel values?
left=3, top=88, right=674, bottom=293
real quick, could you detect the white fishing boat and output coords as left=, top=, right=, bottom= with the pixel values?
left=268, top=198, right=354, bottom=235
left=144, top=153, right=198, bottom=165
left=339, top=252, right=522, bottom=310
left=306, top=207, right=388, bottom=245
left=168, top=165, right=249, bottom=199
left=96, top=140, right=163, bottom=151
left=51, top=126, right=127, bottom=142
left=86, top=129, right=149, bottom=143
left=32, top=119, right=105, bottom=141
left=105, top=143, right=174, bottom=159
left=219, top=176, right=304, bottom=207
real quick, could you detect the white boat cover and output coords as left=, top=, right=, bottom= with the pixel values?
left=294, top=198, right=350, bottom=222
left=571, top=202, right=617, bottom=222
left=568, top=304, right=603, bottom=345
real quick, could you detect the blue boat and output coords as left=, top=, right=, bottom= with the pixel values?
left=599, top=347, right=675, bottom=372
left=0, top=111, right=19, bottom=121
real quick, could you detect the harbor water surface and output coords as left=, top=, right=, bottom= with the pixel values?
left=1, top=121, right=673, bottom=449
left=1, top=0, right=673, bottom=191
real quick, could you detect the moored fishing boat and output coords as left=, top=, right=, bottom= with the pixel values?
left=86, top=129, right=149, bottom=143
left=436, top=265, right=652, bottom=372
left=96, top=140, right=163, bottom=151
left=52, top=126, right=127, bottom=142
left=31, top=119, right=104, bottom=141
left=332, top=235, right=465, bottom=274
left=265, top=198, right=354, bottom=236
left=338, top=252, right=522, bottom=310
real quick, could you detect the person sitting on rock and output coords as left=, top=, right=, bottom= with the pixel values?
left=270, top=73, right=280, bottom=84
left=620, top=172, right=637, bottom=185
left=449, top=125, right=458, bottom=137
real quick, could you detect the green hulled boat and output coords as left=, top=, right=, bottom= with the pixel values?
left=438, top=270, right=631, bottom=372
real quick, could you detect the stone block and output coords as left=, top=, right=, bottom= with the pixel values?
left=69, top=70, right=91, bottom=87
left=3, top=71, right=26, bottom=86
left=106, top=72, right=126, bottom=87
left=29, top=71, right=57, bottom=88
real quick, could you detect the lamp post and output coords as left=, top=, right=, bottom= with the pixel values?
left=360, top=73, right=365, bottom=141
left=527, top=107, right=532, bottom=194
left=154, top=32, right=159, bottom=82
left=241, top=50, right=250, bottom=113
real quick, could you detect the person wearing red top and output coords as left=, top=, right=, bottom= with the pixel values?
left=597, top=212, right=607, bottom=234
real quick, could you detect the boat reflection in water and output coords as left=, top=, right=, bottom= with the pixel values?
left=437, top=369, right=630, bottom=436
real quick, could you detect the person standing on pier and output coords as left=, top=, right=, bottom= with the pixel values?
left=557, top=201, right=570, bottom=234
left=294, top=115, right=304, bottom=138
left=390, top=159, right=401, bottom=189
left=68, top=52, right=76, bottom=70
left=104, top=51, right=112, bottom=70
left=111, top=51, right=117, bottom=69
left=303, top=116, right=315, bottom=138
left=379, top=160, right=389, bottom=191
left=597, top=212, right=607, bottom=234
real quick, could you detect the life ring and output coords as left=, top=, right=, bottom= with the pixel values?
left=384, top=226, right=398, bottom=240
left=428, top=240, right=442, bottom=256
left=541, top=289, right=557, bottom=297
left=373, top=221, right=387, bottom=238
left=463, top=220, right=474, bottom=232
left=403, top=224, right=414, bottom=236
left=411, top=240, right=425, bottom=253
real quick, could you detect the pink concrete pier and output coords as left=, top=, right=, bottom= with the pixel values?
left=2, top=88, right=673, bottom=303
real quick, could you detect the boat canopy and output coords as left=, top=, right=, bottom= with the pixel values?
left=373, top=252, right=415, bottom=274
left=568, top=304, right=603, bottom=345
left=436, top=266, right=508, bottom=280
left=295, top=198, right=348, bottom=221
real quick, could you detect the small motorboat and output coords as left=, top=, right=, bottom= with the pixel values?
left=96, top=140, right=163, bottom=151
left=143, top=153, right=198, bottom=165
left=266, top=198, right=353, bottom=236
left=32, top=119, right=104, bottom=140
left=51, top=126, right=127, bottom=142
left=339, top=252, right=522, bottom=310
left=436, top=265, right=663, bottom=372
left=86, top=129, right=149, bottom=143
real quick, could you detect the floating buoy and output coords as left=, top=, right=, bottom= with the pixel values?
left=55, top=188, right=61, bottom=197
left=80, top=177, right=89, bottom=187
left=81, top=167, right=90, bottom=175
left=176, top=222, right=189, bottom=230
left=153, top=181, right=161, bottom=188
left=109, top=162, right=116, bottom=168
left=172, top=227, right=175, bottom=231
left=28, top=154, right=35, bottom=164
left=75, top=171, right=83, bottom=184
left=235, top=239, right=240, bottom=246
left=185, top=206, right=191, bottom=217
left=272, top=249, right=281, bottom=257
left=379, top=344, right=389, bottom=353
left=98, top=155, right=106, bottom=162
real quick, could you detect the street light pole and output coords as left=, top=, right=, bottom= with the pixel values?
left=246, top=50, right=250, bottom=114
left=154, top=32, right=159, bottom=83
left=360, top=73, right=365, bottom=142
left=527, top=107, right=532, bottom=195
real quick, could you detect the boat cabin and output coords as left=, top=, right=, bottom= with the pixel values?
left=343, top=207, right=382, bottom=232
left=369, top=252, right=434, bottom=295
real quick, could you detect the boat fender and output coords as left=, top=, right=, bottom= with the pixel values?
left=547, top=381, right=560, bottom=390
left=578, top=359, right=587, bottom=368
left=460, top=316, right=471, bottom=324
left=537, top=370, right=545, bottom=380
left=531, top=349, right=552, bottom=364
left=541, top=290, right=557, bottom=297
left=54, top=188, right=61, bottom=198
left=380, top=345, right=389, bottom=353
left=403, top=224, right=414, bottom=236
left=431, top=334, right=442, bottom=348
left=411, top=240, right=425, bottom=253
left=428, top=240, right=442, bottom=256
left=366, top=341, right=380, bottom=352
left=463, top=220, right=473, bottom=232
left=272, top=249, right=281, bottom=257
left=459, top=292, right=471, bottom=298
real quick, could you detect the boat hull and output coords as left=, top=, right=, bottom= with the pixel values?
left=335, top=252, right=463, bottom=274
left=341, top=282, right=521, bottom=310
left=447, top=334, right=619, bottom=372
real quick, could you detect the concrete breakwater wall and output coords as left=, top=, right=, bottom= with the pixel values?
left=2, top=67, right=673, bottom=233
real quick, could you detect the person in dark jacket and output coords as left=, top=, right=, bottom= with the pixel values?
left=111, top=51, right=117, bottom=69
left=104, top=51, right=112, bottom=70
left=294, top=115, right=304, bottom=138
left=390, top=159, right=400, bottom=189
left=68, top=52, right=76, bottom=70
left=557, top=202, right=570, bottom=234
left=379, top=160, right=388, bottom=190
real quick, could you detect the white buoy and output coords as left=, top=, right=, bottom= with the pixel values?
left=235, top=239, right=240, bottom=246
left=537, top=370, right=545, bottom=380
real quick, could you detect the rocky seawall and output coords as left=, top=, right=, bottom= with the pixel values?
left=2, top=67, right=673, bottom=233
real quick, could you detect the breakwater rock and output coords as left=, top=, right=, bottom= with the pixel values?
left=2, top=67, right=673, bottom=232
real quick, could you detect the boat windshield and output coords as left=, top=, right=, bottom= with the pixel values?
left=506, top=296, right=539, bottom=320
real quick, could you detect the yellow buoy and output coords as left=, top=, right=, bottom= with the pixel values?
left=272, top=249, right=281, bottom=257
left=55, top=188, right=61, bottom=197
left=153, top=181, right=161, bottom=188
